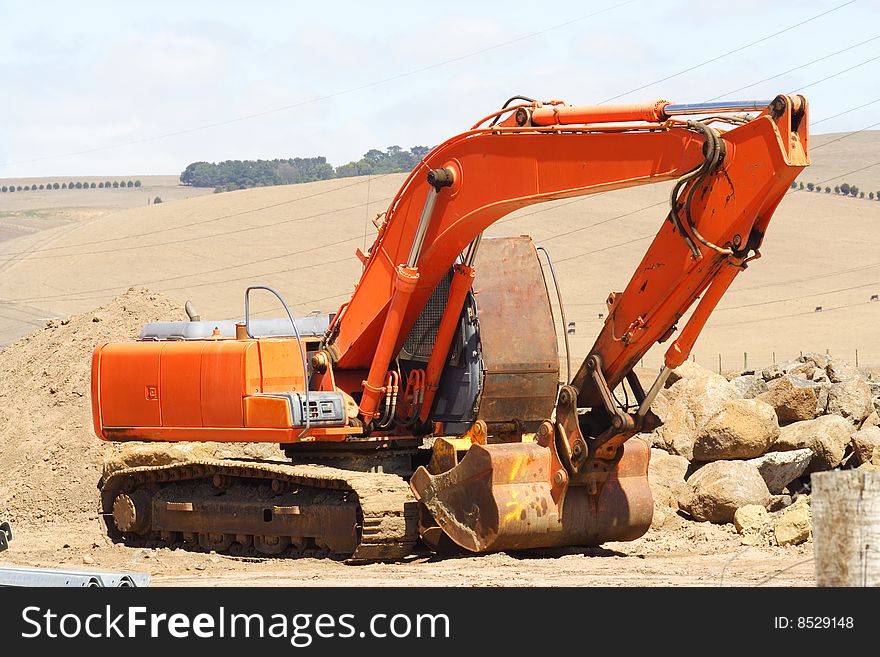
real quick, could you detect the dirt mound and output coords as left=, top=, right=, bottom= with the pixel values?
left=0, top=288, right=186, bottom=527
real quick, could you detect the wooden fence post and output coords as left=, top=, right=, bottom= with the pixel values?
left=812, top=470, right=880, bottom=587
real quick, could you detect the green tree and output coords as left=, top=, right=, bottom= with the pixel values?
left=53, top=182, right=60, bottom=190
left=112, top=181, right=119, bottom=188
left=860, top=191, right=865, bottom=198
left=825, top=187, right=831, bottom=193
left=9, top=186, right=15, bottom=193
left=1, top=186, right=6, bottom=192
left=871, top=192, right=875, bottom=200
left=38, top=184, right=45, bottom=190
left=23, top=185, right=30, bottom=191
left=16, top=186, right=22, bottom=191
left=153, top=196, right=163, bottom=204
left=105, top=181, right=112, bottom=188
left=840, top=183, right=850, bottom=196
left=75, top=182, right=82, bottom=189
left=98, top=182, right=104, bottom=188
left=806, top=182, right=814, bottom=191
left=126, top=180, right=133, bottom=188
left=798, top=182, right=804, bottom=190
left=61, top=183, right=67, bottom=189
left=790, top=181, right=797, bottom=189
left=90, top=182, right=96, bottom=189
left=134, top=180, right=141, bottom=188
left=851, top=185, right=860, bottom=197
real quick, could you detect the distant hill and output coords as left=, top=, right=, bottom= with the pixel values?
left=0, top=131, right=878, bottom=370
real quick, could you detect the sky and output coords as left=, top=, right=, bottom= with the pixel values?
left=0, top=0, right=878, bottom=177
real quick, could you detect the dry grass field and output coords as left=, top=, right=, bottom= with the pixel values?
left=0, top=131, right=878, bottom=371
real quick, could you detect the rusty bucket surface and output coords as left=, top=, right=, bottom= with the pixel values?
left=410, top=439, right=653, bottom=553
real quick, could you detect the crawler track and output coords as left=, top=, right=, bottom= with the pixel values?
left=100, top=459, right=419, bottom=561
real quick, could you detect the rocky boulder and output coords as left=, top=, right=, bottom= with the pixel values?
left=755, top=374, right=828, bottom=424
left=664, top=360, right=722, bottom=388
left=861, top=410, right=880, bottom=430
left=801, top=352, right=831, bottom=370
left=760, top=359, right=801, bottom=382
left=773, top=496, right=812, bottom=546
left=656, top=367, right=741, bottom=460
left=692, top=398, right=779, bottom=461
left=851, top=425, right=880, bottom=465
left=826, top=359, right=860, bottom=383
left=825, top=377, right=873, bottom=424
left=734, top=504, right=768, bottom=536
left=733, top=496, right=812, bottom=546
left=730, top=374, right=767, bottom=399
left=648, top=448, right=690, bottom=510
left=680, top=460, right=770, bottom=524
left=745, top=448, right=812, bottom=494
left=772, top=414, right=853, bottom=472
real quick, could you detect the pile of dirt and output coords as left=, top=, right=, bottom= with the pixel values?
left=0, top=288, right=186, bottom=527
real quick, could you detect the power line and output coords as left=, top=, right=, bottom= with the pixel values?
left=811, top=120, right=880, bottom=151
left=705, top=34, right=880, bottom=101
left=0, top=175, right=391, bottom=259
left=792, top=53, right=880, bottom=92
left=716, top=279, right=880, bottom=312
left=0, top=195, right=393, bottom=262
left=812, top=96, right=880, bottom=126
left=0, top=1, right=638, bottom=171
left=5, top=39, right=876, bottom=263
left=708, top=298, right=876, bottom=329
left=5, top=40, right=880, bottom=310
left=599, top=0, right=857, bottom=103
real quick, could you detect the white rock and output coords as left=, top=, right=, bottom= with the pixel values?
left=746, top=448, right=813, bottom=494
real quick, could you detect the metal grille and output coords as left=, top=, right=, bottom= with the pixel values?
left=401, top=269, right=454, bottom=362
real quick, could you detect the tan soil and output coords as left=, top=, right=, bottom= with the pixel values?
left=0, top=288, right=815, bottom=586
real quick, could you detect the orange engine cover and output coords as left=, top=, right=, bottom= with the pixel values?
left=91, top=338, right=306, bottom=441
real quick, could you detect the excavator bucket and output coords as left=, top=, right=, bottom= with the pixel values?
left=410, top=439, right=653, bottom=553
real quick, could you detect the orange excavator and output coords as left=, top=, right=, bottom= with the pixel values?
left=91, top=94, right=809, bottom=558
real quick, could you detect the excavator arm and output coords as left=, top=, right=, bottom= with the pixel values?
left=401, top=94, right=809, bottom=552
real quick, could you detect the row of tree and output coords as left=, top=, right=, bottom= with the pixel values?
left=0, top=180, right=142, bottom=193
left=791, top=181, right=879, bottom=199
left=180, top=146, right=433, bottom=192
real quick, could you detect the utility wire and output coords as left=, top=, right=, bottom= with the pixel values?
left=793, top=53, right=880, bottom=92
left=599, top=0, right=858, bottom=103
left=705, top=34, right=880, bottom=101
left=0, top=175, right=390, bottom=259
left=0, top=1, right=638, bottom=170
left=0, top=195, right=393, bottom=262
left=4, top=35, right=880, bottom=309
left=4, top=38, right=876, bottom=262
